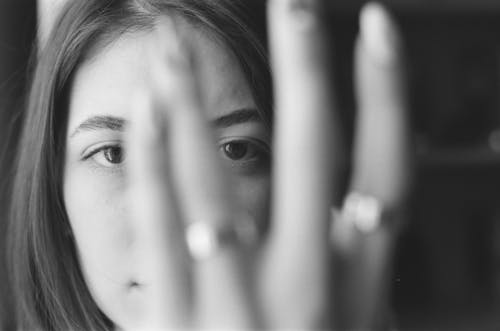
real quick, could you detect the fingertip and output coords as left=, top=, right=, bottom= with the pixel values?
left=148, top=17, right=196, bottom=103
left=152, top=17, right=189, bottom=68
left=359, top=2, right=401, bottom=65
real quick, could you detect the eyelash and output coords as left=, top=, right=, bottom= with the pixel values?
left=81, top=138, right=271, bottom=174
left=218, top=137, right=271, bottom=175
left=82, top=142, right=124, bottom=168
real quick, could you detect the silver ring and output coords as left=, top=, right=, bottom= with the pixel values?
left=185, top=212, right=259, bottom=260
left=342, top=191, right=384, bottom=233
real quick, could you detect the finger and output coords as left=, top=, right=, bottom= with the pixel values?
left=334, top=2, right=409, bottom=329
left=332, top=213, right=397, bottom=330
left=353, top=1, right=411, bottom=208
left=151, top=19, right=258, bottom=329
left=38, top=0, right=68, bottom=45
left=263, top=0, right=340, bottom=328
left=127, top=89, right=190, bottom=329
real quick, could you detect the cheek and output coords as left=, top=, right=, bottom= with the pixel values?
left=63, top=166, right=136, bottom=316
left=233, top=175, right=271, bottom=232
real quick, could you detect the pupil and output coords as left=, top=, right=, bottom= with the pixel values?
left=104, top=147, right=123, bottom=164
left=224, top=142, right=248, bottom=160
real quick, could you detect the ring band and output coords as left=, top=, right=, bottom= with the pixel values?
left=185, top=212, right=258, bottom=260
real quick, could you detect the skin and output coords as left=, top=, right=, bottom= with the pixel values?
left=63, top=21, right=271, bottom=327
left=60, top=1, right=410, bottom=329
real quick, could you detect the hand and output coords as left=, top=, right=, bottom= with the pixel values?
left=332, top=2, right=411, bottom=329
left=125, top=1, right=410, bottom=330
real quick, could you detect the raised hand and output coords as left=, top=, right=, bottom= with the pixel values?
left=333, top=3, right=410, bottom=330
left=125, top=1, right=410, bottom=330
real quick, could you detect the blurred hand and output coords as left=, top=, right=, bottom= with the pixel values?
left=38, top=0, right=69, bottom=45
left=126, top=1, right=410, bottom=330
left=333, top=3, right=411, bottom=329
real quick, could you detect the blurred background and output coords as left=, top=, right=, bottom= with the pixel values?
left=0, top=1, right=35, bottom=330
left=1, top=0, right=500, bottom=330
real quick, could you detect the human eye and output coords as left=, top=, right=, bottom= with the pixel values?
left=218, top=137, right=271, bottom=175
left=81, top=141, right=125, bottom=169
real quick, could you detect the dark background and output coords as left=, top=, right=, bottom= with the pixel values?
left=0, top=1, right=36, bottom=330
left=2, top=0, right=500, bottom=330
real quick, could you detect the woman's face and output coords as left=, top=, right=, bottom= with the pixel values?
left=63, top=21, right=270, bottom=326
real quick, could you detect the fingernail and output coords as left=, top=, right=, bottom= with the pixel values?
left=289, top=0, right=321, bottom=13
left=284, top=0, right=323, bottom=28
left=153, top=17, right=191, bottom=71
left=360, top=2, right=400, bottom=65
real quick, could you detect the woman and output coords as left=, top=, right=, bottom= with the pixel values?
left=8, top=0, right=410, bottom=329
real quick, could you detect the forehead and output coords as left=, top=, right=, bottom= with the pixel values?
left=67, top=21, right=254, bottom=134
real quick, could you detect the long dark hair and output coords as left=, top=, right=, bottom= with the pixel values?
left=8, top=0, right=271, bottom=329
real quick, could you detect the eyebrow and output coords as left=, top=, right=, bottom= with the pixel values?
left=70, top=116, right=126, bottom=138
left=70, top=108, right=261, bottom=138
left=212, top=108, right=261, bottom=128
